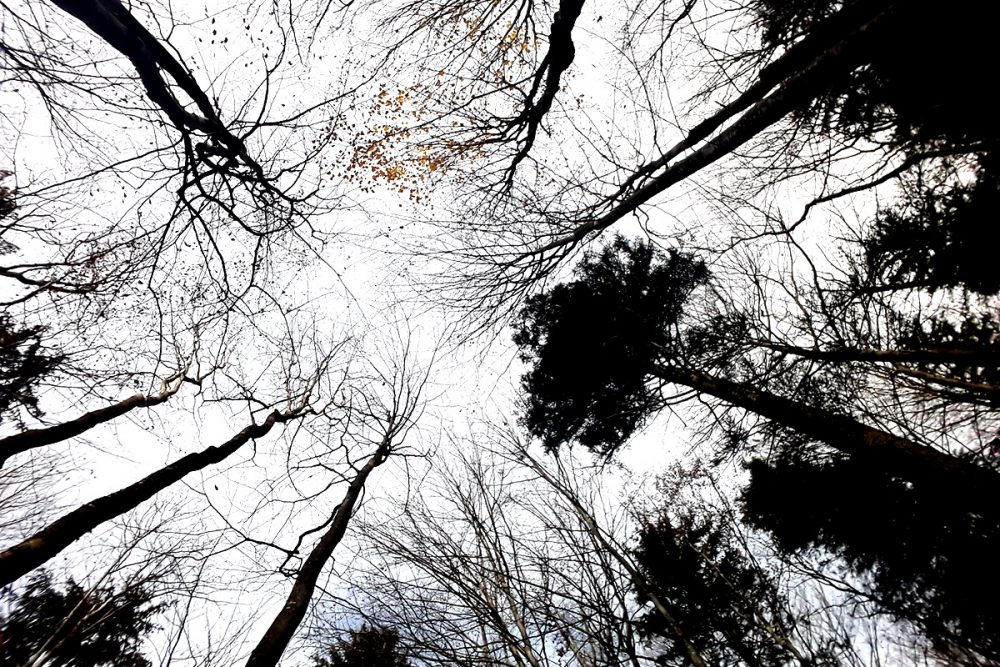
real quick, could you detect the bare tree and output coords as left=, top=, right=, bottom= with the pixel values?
left=321, top=425, right=919, bottom=667
left=325, top=431, right=680, bottom=667
left=245, top=339, right=431, bottom=666
left=0, top=343, right=213, bottom=469
left=0, top=0, right=359, bottom=419
left=0, top=390, right=311, bottom=588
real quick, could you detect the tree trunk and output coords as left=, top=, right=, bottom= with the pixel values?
left=243, top=439, right=393, bottom=667
left=750, top=341, right=1000, bottom=401
left=0, top=409, right=300, bottom=587
left=531, top=0, right=898, bottom=257
left=49, top=0, right=219, bottom=131
left=651, top=364, right=1000, bottom=495
left=49, top=0, right=258, bottom=171
left=0, top=389, right=177, bottom=469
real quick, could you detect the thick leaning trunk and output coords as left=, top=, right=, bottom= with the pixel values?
left=0, top=409, right=299, bottom=588
left=532, top=0, right=898, bottom=257
left=506, top=0, right=586, bottom=175
left=651, top=364, right=1000, bottom=495
left=244, top=440, right=393, bottom=667
left=0, top=390, right=177, bottom=469
left=49, top=0, right=219, bottom=130
left=49, top=0, right=259, bottom=172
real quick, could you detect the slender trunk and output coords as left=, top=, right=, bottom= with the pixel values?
left=244, top=440, right=392, bottom=667
left=651, top=364, right=1000, bottom=494
left=0, top=390, right=177, bottom=468
left=0, top=409, right=299, bottom=587
left=750, top=341, right=1000, bottom=401
left=890, top=365, right=1000, bottom=401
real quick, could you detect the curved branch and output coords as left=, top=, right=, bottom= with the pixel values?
left=49, top=0, right=261, bottom=172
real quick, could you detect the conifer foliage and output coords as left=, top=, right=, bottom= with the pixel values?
left=514, top=237, right=708, bottom=454
left=0, top=571, right=163, bottom=667
left=310, top=626, right=411, bottom=667
left=634, top=508, right=809, bottom=667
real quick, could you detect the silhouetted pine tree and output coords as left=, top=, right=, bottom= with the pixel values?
left=0, top=571, right=163, bottom=667
left=310, top=626, right=411, bottom=667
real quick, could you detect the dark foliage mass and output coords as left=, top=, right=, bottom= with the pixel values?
left=514, top=236, right=708, bottom=454
left=310, top=626, right=411, bottom=667
left=736, top=6, right=1000, bottom=660
left=0, top=571, right=162, bottom=667
left=514, top=235, right=998, bottom=660
left=758, top=0, right=999, bottom=302
left=861, top=161, right=1000, bottom=296
left=0, top=315, right=63, bottom=427
left=897, top=314, right=1000, bottom=402
left=756, top=0, right=997, bottom=152
left=634, top=509, right=821, bottom=667
left=743, top=456, right=1000, bottom=662
left=0, top=186, right=62, bottom=427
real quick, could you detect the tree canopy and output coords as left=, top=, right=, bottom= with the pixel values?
left=514, top=237, right=708, bottom=454
left=1, top=0, right=997, bottom=664
left=513, top=230, right=999, bottom=659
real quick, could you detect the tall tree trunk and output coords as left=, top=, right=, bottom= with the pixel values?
left=651, top=364, right=1000, bottom=495
left=748, top=341, right=1000, bottom=401
left=751, top=341, right=1000, bottom=367
left=0, top=387, right=180, bottom=468
left=0, top=409, right=301, bottom=587
left=244, top=439, right=393, bottom=667
left=531, top=0, right=898, bottom=257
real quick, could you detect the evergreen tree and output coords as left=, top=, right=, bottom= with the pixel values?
left=754, top=0, right=997, bottom=152
left=0, top=571, right=162, bottom=667
left=743, top=455, right=1000, bottom=662
left=310, top=625, right=411, bottom=667
left=513, top=237, right=1000, bottom=661
left=0, top=315, right=63, bottom=427
left=513, top=236, right=708, bottom=455
left=858, top=162, right=1000, bottom=296
left=634, top=507, right=826, bottom=666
